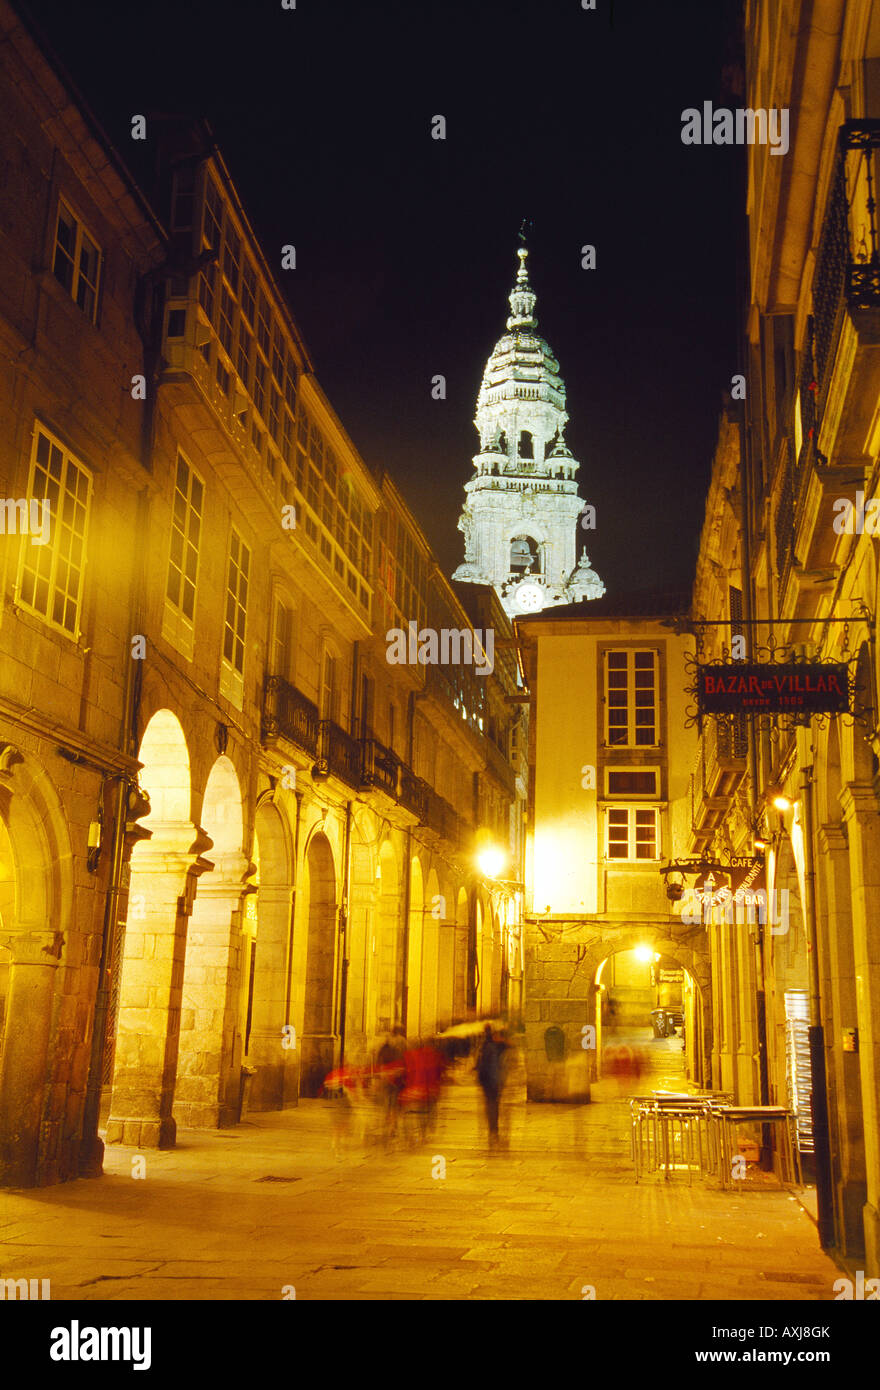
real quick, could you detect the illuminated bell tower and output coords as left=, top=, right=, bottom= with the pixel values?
left=452, top=245, right=604, bottom=618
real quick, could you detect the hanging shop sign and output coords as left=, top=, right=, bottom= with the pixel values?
left=692, top=857, right=766, bottom=912
left=697, top=663, right=849, bottom=714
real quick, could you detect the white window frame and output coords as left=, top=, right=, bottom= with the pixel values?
left=321, top=647, right=339, bottom=724
left=605, top=648, right=659, bottom=747
left=605, top=806, right=660, bottom=862
left=220, top=528, right=250, bottom=709
left=605, top=766, right=660, bottom=798
left=15, top=424, right=92, bottom=639
left=162, top=452, right=204, bottom=662
left=271, top=595, right=295, bottom=684
left=52, top=198, right=101, bottom=323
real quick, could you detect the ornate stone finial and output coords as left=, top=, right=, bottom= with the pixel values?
left=507, top=244, right=537, bottom=331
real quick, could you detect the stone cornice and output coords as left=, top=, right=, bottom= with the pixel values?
left=0, top=695, right=139, bottom=778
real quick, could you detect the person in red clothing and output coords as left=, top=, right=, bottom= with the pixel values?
left=398, top=1038, right=447, bottom=1145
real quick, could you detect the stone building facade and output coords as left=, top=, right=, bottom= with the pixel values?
left=514, top=595, right=708, bottom=1099
left=687, top=0, right=880, bottom=1274
left=0, top=2, right=523, bottom=1187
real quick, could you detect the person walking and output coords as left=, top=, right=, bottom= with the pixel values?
left=475, top=1023, right=509, bottom=1151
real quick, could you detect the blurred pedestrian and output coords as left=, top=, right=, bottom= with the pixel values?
left=476, top=1023, right=510, bottom=1151
left=374, top=1026, right=406, bottom=1148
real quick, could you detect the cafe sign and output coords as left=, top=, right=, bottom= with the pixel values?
left=697, top=662, right=849, bottom=714
left=693, top=857, right=766, bottom=912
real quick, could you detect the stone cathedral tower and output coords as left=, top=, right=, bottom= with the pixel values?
left=453, top=246, right=605, bottom=618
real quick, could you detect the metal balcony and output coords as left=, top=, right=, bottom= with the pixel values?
left=262, top=676, right=319, bottom=755
left=814, top=124, right=880, bottom=376
left=319, top=720, right=361, bottom=786
left=691, top=716, right=748, bottom=850
left=360, top=737, right=400, bottom=799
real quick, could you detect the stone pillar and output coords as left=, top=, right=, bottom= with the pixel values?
left=174, top=852, right=251, bottom=1129
left=0, top=930, right=63, bottom=1186
left=818, top=822, right=867, bottom=1255
left=839, top=784, right=880, bottom=1275
left=248, top=882, right=297, bottom=1110
left=106, top=827, right=211, bottom=1148
left=734, top=922, right=760, bottom=1103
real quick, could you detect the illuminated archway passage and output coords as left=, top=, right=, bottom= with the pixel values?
left=299, top=832, right=337, bottom=1097
left=106, top=711, right=211, bottom=1149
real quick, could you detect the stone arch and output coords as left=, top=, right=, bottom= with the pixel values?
left=509, top=534, right=541, bottom=577
left=375, top=839, right=401, bottom=1032
left=453, top=885, right=469, bottom=1020
left=248, top=793, right=294, bottom=1111
left=434, top=871, right=457, bottom=1031
left=106, top=709, right=210, bottom=1150
left=299, top=830, right=337, bottom=1095
left=0, top=745, right=72, bottom=1185
left=343, top=819, right=375, bottom=1060
left=406, top=854, right=425, bottom=1036
left=175, top=754, right=249, bottom=1129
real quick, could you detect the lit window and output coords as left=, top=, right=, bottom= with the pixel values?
left=222, top=223, right=241, bottom=294
left=253, top=356, right=267, bottom=416
left=241, top=262, right=257, bottom=327
left=605, top=649, right=657, bottom=746
left=223, top=529, right=250, bottom=676
left=52, top=200, right=101, bottom=322
left=203, top=178, right=223, bottom=251
left=218, top=284, right=235, bottom=354
left=16, top=426, right=91, bottom=636
left=606, top=807, right=659, bottom=861
left=166, top=453, right=203, bottom=624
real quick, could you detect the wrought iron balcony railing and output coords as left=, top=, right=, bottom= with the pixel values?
left=398, top=763, right=429, bottom=821
left=814, top=121, right=880, bottom=388
left=691, top=713, right=748, bottom=847
left=360, top=737, right=400, bottom=799
left=319, top=720, right=362, bottom=786
left=262, top=676, right=320, bottom=755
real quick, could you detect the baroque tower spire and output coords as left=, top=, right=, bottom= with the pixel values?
left=452, top=244, right=605, bottom=617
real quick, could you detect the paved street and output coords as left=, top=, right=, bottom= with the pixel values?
left=0, top=1037, right=843, bottom=1301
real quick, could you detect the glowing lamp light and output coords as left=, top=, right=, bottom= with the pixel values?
left=634, top=945, right=653, bottom=964
left=477, top=846, right=505, bottom=878
left=765, top=783, right=792, bottom=813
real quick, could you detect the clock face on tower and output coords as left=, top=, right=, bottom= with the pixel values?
left=515, top=581, right=545, bottom=613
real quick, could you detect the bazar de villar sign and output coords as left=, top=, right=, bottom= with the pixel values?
left=698, top=663, right=849, bottom=714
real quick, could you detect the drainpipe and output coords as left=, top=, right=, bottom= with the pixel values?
left=283, top=788, right=304, bottom=1042
left=800, top=761, right=835, bottom=1248
left=400, top=689, right=417, bottom=1033
left=337, top=799, right=352, bottom=1065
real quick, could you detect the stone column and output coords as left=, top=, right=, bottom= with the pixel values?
left=106, top=827, right=211, bottom=1149
left=174, top=852, right=251, bottom=1129
left=247, top=882, right=297, bottom=1110
left=0, top=930, right=63, bottom=1186
left=839, top=784, right=880, bottom=1275
left=818, top=822, right=867, bottom=1255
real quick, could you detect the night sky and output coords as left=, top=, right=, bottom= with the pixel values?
left=20, top=0, right=746, bottom=596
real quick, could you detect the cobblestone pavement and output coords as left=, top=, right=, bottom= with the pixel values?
left=0, top=1038, right=843, bottom=1301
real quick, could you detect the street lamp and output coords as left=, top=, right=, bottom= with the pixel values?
left=476, top=845, right=506, bottom=879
